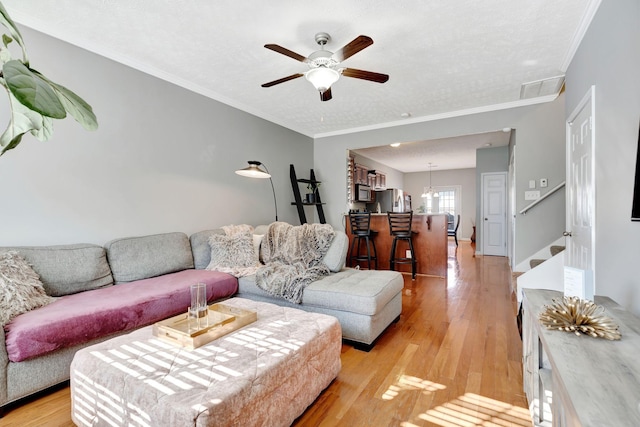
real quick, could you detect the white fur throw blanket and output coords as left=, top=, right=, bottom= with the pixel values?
left=256, top=222, right=335, bottom=304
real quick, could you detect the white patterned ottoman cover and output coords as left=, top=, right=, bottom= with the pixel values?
left=70, top=298, right=342, bottom=427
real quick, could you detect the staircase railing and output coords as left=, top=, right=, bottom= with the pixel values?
left=519, top=181, right=566, bottom=215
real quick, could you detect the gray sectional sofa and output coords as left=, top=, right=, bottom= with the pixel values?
left=1, top=223, right=404, bottom=415
left=0, top=232, right=238, bottom=414
left=190, top=226, right=404, bottom=350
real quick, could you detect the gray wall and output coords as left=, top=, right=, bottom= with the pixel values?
left=404, top=168, right=476, bottom=240
left=314, top=97, right=566, bottom=266
left=565, top=0, right=640, bottom=313
left=0, top=27, right=312, bottom=246
left=513, top=95, right=567, bottom=261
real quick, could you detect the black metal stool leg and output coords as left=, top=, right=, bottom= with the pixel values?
left=408, top=237, right=416, bottom=280
left=390, top=237, right=397, bottom=271
left=371, top=239, right=378, bottom=270
left=349, top=237, right=357, bottom=266
left=365, top=236, right=372, bottom=270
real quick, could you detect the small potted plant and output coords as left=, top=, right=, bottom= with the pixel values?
left=305, top=182, right=320, bottom=203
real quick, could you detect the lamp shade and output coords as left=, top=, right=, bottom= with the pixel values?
left=305, top=67, right=340, bottom=92
left=235, top=161, right=271, bottom=178
left=235, top=160, right=278, bottom=221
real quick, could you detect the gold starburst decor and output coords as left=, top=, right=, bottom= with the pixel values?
left=539, top=296, right=621, bottom=340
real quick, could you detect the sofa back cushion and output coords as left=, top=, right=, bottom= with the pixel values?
left=0, top=244, right=113, bottom=296
left=323, top=230, right=348, bottom=272
left=190, top=225, right=347, bottom=272
left=190, top=229, right=225, bottom=270
left=105, top=232, right=194, bottom=284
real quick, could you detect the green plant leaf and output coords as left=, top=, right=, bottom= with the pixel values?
left=0, top=86, right=49, bottom=155
left=0, top=2, right=28, bottom=64
left=30, top=115, right=53, bottom=141
left=0, top=132, right=23, bottom=156
left=3, top=60, right=66, bottom=119
left=33, top=70, right=98, bottom=131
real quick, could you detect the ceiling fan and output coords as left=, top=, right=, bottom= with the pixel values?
left=261, top=32, right=389, bottom=101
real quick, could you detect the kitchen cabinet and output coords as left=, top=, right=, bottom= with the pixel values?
left=355, top=163, right=368, bottom=185
left=348, top=157, right=387, bottom=203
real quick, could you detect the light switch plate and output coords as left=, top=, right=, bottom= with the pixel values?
left=528, top=180, right=536, bottom=189
left=525, top=190, right=540, bottom=200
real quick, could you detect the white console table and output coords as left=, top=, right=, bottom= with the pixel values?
left=522, top=289, right=640, bottom=426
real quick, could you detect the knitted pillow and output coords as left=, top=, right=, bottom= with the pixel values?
left=0, top=251, right=55, bottom=327
left=206, top=233, right=257, bottom=270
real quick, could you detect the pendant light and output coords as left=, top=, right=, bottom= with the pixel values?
left=420, top=163, right=439, bottom=199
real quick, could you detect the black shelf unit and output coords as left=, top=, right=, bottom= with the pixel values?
left=290, top=164, right=326, bottom=224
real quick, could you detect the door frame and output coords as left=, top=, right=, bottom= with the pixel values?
left=508, top=144, right=516, bottom=268
left=481, top=171, right=507, bottom=256
left=566, top=85, right=596, bottom=292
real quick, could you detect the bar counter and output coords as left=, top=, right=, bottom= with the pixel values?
left=344, top=213, right=448, bottom=278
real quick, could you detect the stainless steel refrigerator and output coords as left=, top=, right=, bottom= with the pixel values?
left=367, top=189, right=410, bottom=213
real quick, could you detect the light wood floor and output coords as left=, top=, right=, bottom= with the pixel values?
left=1, top=240, right=530, bottom=427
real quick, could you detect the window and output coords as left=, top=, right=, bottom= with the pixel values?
left=438, top=190, right=455, bottom=214
left=420, top=185, right=461, bottom=221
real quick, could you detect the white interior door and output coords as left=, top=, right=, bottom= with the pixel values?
left=566, top=86, right=596, bottom=289
left=482, top=172, right=507, bottom=256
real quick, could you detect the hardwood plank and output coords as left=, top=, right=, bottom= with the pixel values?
left=1, top=240, right=531, bottom=426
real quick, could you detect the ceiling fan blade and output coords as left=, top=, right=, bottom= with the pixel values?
left=264, top=44, right=308, bottom=63
left=261, top=73, right=304, bottom=88
left=331, top=35, right=373, bottom=62
left=320, top=88, right=332, bottom=102
left=342, top=68, right=389, bottom=83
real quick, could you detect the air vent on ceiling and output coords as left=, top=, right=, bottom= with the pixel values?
left=520, top=75, right=565, bottom=99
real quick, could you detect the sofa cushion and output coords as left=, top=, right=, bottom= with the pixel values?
left=4, top=269, right=238, bottom=362
left=0, top=244, right=113, bottom=296
left=0, top=251, right=55, bottom=326
left=206, top=232, right=258, bottom=270
left=106, top=232, right=194, bottom=284
left=190, top=229, right=225, bottom=270
left=323, top=231, right=348, bottom=272
left=238, top=268, right=403, bottom=316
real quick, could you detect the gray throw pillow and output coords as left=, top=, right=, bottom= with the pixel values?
left=0, top=251, right=55, bottom=326
left=206, top=233, right=257, bottom=270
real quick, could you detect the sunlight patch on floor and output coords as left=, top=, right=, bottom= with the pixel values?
left=381, top=375, right=446, bottom=400
left=400, top=392, right=530, bottom=427
left=447, top=258, right=460, bottom=289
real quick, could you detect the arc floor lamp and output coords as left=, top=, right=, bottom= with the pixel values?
left=235, top=160, right=278, bottom=221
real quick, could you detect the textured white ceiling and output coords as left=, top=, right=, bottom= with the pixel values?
left=2, top=0, right=599, bottom=141
left=352, top=130, right=511, bottom=173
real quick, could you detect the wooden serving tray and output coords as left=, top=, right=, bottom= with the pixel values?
left=153, top=302, right=257, bottom=349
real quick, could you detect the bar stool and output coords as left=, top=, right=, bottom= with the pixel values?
left=387, top=211, right=417, bottom=279
left=348, top=212, right=378, bottom=270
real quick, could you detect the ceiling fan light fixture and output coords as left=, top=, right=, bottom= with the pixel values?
left=305, top=67, right=340, bottom=92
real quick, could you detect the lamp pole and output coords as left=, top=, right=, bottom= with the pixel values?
left=235, top=160, right=278, bottom=222
left=260, top=162, right=278, bottom=222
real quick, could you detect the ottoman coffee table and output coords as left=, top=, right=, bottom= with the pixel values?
left=70, top=298, right=342, bottom=427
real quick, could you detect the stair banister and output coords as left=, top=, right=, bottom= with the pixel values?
left=519, top=181, right=566, bottom=215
